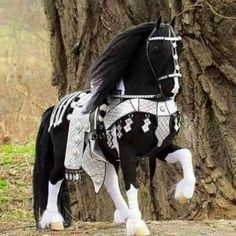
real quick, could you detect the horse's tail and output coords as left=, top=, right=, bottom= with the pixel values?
left=33, top=106, right=72, bottom=228
left=33, top=106, right=54, bottom=226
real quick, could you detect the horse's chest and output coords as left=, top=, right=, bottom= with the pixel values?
left=105, top=98, right=180, bottom=152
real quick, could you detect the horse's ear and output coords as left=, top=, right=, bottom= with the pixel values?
left=156, top=16, right=162, bottom=31
left=169, top=16, right=176, bottom=28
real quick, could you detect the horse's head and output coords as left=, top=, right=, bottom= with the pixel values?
left=146, top=17, right=183, bottom=99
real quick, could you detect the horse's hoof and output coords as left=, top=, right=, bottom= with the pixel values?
left=177, top=194, right=188, bottom=205
left=135, top=226, right=150, bottom=236
left=50, top=221, right=64, bottom=231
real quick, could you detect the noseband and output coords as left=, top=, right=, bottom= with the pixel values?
left=146, top=24, right=182, bottom=97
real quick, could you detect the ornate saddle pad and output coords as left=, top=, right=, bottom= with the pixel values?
left=65, top=92, right=106, bottom=193
left=49, top=91, right=106, bottom=193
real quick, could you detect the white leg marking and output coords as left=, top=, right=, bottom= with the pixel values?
left=104, top=162, right=129, bottom=224
left=126, top=185, right=149, bottom=236
left=39, top=179, right=64, bottom=229
left=166, top=149, right=196, bottom=201
left=126, top=185, right=141, bottom=219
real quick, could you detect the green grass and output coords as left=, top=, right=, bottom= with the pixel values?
left=0, top=142, right=35, bottom=166
left=0, top=178, right=8, bottom=189
left=0, top=142, right=35, bottom=222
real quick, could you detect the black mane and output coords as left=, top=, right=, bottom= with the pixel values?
left=84, top=22, right=155, bottom=113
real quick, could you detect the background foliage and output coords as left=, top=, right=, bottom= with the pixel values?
left=0, top=0, right=56, bottom=143
left=0, top=0, right=54, bottom=226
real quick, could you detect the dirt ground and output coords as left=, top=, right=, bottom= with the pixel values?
left=1, top=145, right=236, bottom=236
left=1, top=220, right=236, bottom=236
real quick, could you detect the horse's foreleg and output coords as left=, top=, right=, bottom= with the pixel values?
left=104, top=161, right=129, bottom=224
left=39, top=164, right=65, bottom=230
left=165, top=147, right=196, bottom=204
left=120, top=147, right=150, bottom=236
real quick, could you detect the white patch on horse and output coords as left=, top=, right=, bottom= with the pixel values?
left=126, top=185, right=150, bottom=235
left=39, top=180, right=64, bottom=229
left=126, top=185, right=141, bottom=219
left=165, top=149, right=196, bottom=200
left=116, top=79, right=125, bottom=95
left=104, top=162, right=129, bottom=223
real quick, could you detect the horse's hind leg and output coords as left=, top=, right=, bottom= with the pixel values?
left=40, top=127, right=68, bottom=231
left=120, top=146, right=150, bottom=236
left=165, top=146, right=196, bottom=204
left=39, top=162, right=65, bottom=230
left=104, top=161, right=129, bottom=224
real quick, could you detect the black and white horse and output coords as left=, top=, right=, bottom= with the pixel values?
left=33, top=18, right=196, bottom=236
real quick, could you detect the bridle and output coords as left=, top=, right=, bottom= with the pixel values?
left=109, top=24, right=182, bottom=101
left=146, top=24, right=182, bottom=98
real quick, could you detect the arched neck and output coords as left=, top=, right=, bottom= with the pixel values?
left=121, top=40, right=160, bottom=95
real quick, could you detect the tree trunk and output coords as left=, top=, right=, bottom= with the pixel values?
left=43, top=0, right=236, bottom=221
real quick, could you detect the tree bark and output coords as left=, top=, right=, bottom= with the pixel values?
left=43, top=0, right=236, bottom=221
